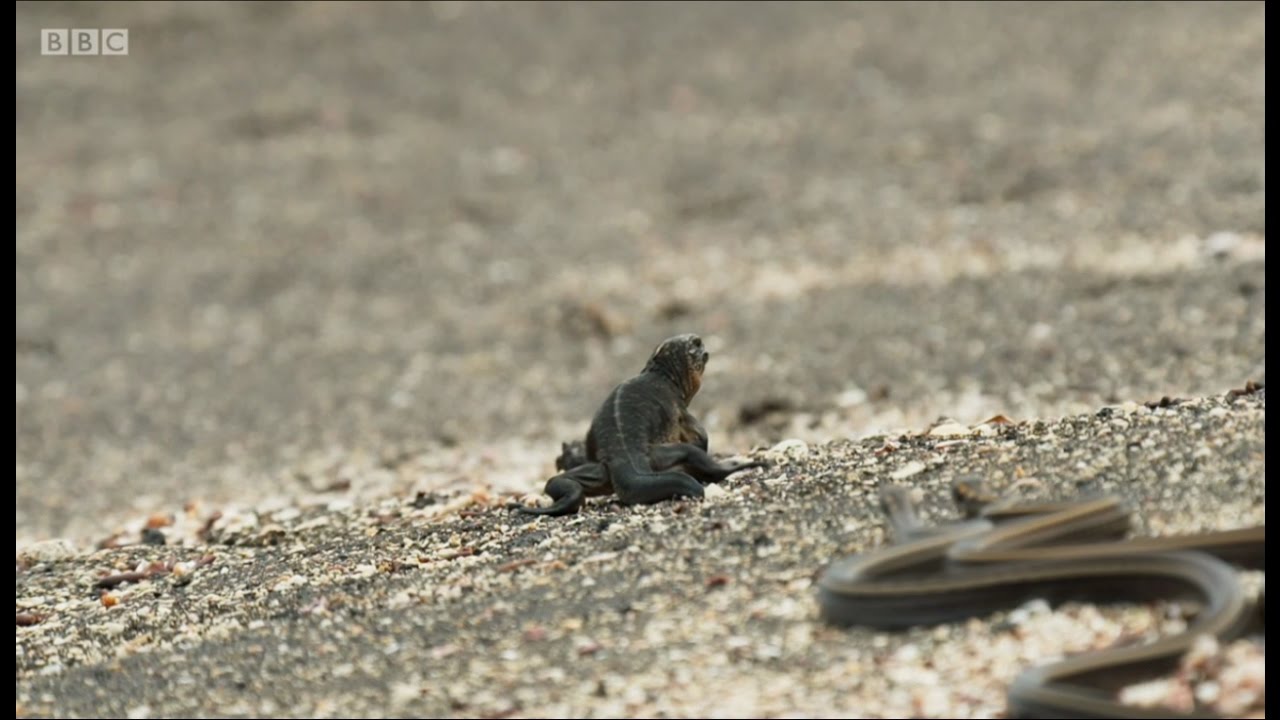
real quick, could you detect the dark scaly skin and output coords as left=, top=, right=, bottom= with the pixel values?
left=511, top=334, right=765, bottom=516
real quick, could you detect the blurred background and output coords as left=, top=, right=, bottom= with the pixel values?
left=16, top=2, right=1265, bottom=543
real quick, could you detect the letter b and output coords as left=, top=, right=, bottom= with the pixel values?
left=41, top=29, right=68, bottom=55
left=71, top=28, right=99, bottom=55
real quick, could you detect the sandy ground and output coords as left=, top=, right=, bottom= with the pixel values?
left=15, top=2, right=1265, bottom=717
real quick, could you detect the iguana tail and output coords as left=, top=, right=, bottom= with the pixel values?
left=508, top=475, right=587, bottom=516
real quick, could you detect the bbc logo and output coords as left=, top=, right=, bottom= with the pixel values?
left=41, top=29, right=129, bottom=56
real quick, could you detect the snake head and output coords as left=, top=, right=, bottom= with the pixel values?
left=952, top=476, right=999, bottom=518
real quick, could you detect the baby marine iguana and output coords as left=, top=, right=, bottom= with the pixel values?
left=510, top=334, right=765, bottom=516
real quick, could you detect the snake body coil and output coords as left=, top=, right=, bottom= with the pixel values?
left=817, top=482, right=1265, bottom=719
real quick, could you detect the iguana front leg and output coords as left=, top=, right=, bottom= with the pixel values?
left=677, top=409, right=710, bottom=451
left=509, top=461, right=610, bottom=516
left=649, top=443, right=766, bottom=485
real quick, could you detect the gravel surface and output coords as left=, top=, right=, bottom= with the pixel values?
left=15, top=2, right=1265, bottom=718
left=16, top=390, right=1265, bottom=718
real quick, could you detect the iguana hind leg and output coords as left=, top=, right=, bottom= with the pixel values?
left=649, top=443, right=766, bottom=484
left=613, top=469, right=706, bottom=506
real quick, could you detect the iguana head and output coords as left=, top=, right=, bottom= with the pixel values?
left=643, top=333, right=709, bottom=402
